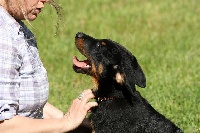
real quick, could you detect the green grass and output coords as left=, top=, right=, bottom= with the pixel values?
left=26, top=0, right=199, bottom=132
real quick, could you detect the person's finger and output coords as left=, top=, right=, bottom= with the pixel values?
left=84, top=102, right=98, bottom=112
left=77, top=89, right=94, bottom=101
left=72, top=98, right=82, bottom=106
left=82, top=89, right=94, bottom=98
left=79, top=93, right=95, bottom=106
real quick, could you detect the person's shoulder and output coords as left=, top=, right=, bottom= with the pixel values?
left=0, top=21, right=22, bottom=53
left=0, top=6, right=21, bottom=36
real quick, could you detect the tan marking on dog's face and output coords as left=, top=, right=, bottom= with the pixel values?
left=91, top=64, right=104, bottom=90
left=90, top=62, right=96, bottom=75
left=90, top=62, right=99, bottom=90
left=98, top=64, right=103, bottom=74
left=92, top=77, right=99, bottom=91
left=116, top=72, right=125, bottom=85
left=75, top=38, right=87, bottom=56
left=102, top=41, right=106, bottom=46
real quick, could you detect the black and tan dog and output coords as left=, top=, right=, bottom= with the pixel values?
left=73, top=32, right=183, bottom=133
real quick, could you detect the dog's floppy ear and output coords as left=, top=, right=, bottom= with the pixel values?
left=123, top=56, right=146, bottom=88
left=113, top=60, right=146, bottom=96
left=131, top=59, right=146, bottom=88
left=113, top=60, right=146, bottom=88
left=112, top=42, right=146, bottom=93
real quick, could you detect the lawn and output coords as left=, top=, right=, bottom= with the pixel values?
left=27, top=0, right=199, bottom=132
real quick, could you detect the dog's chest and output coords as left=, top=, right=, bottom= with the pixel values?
left=90, top=99, right=135, bottom=132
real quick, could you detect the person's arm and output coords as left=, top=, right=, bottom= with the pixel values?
left=0, top=115, right=67, bottom=133
left=43, top=102, right=94, bottom=133
left=0, top=89, right=98, bottom=133
left=43, top=102, right=64, bottom=119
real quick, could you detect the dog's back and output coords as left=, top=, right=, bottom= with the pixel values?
left=90, top=91, right=182, bottom=133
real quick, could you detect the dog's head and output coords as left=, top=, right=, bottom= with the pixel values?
left=73, top=32, right=146, bottom=96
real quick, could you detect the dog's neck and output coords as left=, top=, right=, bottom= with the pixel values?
left=94, top=78, right=132, bottom=103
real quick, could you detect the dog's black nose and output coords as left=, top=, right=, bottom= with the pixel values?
left=76, top=32, right=84, bottom=38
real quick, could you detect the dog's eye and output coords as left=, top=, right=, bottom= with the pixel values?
left=96, top=42, right=102, bottom=49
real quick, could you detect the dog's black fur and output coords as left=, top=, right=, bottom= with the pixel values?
left=73, top=32, right=183, bottom=133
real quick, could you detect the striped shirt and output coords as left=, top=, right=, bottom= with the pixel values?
left=0, top=6, right=49, bottom=121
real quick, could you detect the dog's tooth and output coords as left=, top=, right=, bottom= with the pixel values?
left=85, top=64, right=91, bottom=68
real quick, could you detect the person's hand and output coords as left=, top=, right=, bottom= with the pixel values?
left=63, top=89, right=98, bottom=131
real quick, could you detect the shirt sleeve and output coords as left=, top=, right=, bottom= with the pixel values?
left=0, top=28, right=21, bottom=121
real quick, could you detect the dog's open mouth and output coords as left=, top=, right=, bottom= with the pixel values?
left=73, top=56, right=92, bottom=74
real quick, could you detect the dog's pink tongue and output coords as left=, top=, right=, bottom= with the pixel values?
left=73, top=56, right=90, bottom=68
